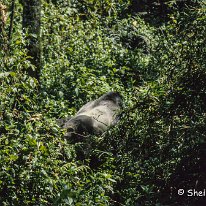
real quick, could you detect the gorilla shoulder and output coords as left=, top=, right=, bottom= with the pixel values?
left=61, top=92, right=122, bottom=142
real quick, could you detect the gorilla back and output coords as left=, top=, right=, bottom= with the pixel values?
left=62, top=92, right=122, bottom=142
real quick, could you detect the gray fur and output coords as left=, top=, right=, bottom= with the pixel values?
left=61, top=92, right=122, bottom=141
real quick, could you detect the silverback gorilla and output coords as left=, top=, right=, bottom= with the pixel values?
left=61, top=92, right=122, bottom=142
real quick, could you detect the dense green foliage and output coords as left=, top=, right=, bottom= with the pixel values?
left=0, top=0, right=206, bottom=205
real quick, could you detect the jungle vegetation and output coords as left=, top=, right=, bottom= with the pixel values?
left=0, top=0, right=206, bottom=205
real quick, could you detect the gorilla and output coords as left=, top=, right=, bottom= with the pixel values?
left=60, top=92, right=123, bottom=142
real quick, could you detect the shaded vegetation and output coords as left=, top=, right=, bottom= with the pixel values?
left=0, top=0, right=206, bottom=205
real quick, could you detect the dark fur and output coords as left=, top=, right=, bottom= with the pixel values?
left=60, top=92, right=122, bottom=142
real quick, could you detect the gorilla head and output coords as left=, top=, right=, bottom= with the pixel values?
left=97, top=92, right=123, bottom=107
left=61, top=92, right=123, bottom=142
